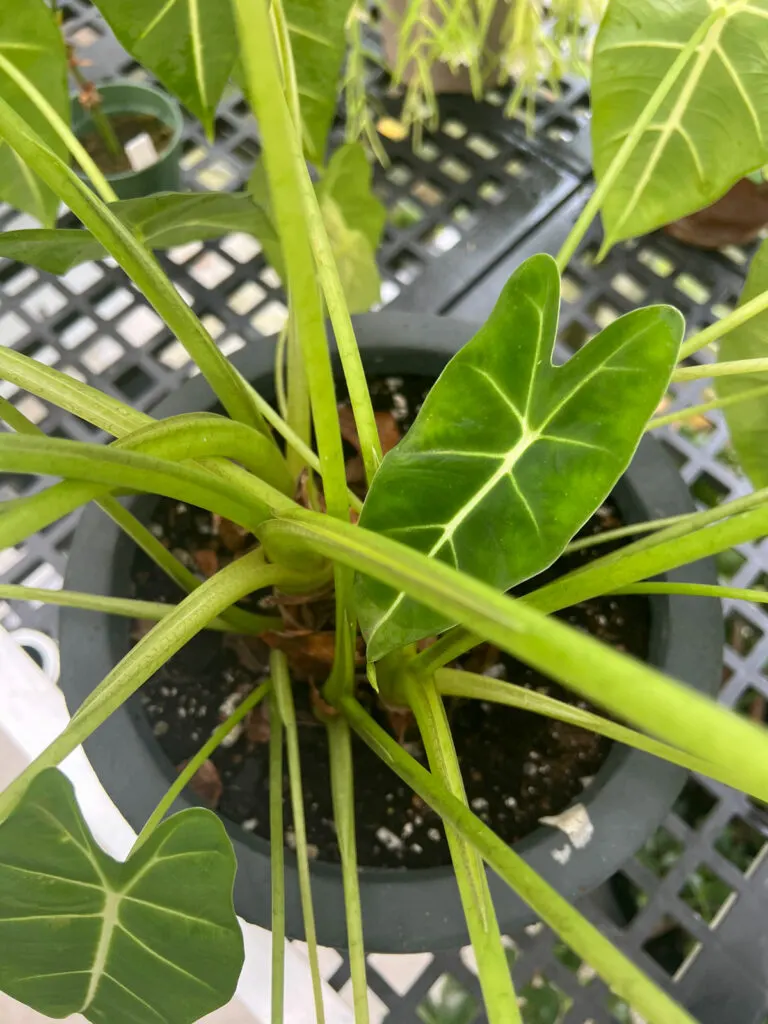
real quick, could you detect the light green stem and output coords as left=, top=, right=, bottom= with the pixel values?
left=0, top=93, right=266, bottom=431
left=269, top=689, right=286, bottom=1024
left=134, top=680, right=270, bottom=851
left=414, top=484, right=768, bottom=674
left=0, top=554, right=309, bottom=820
left=0, top=395, right=267, bottom=634
left=406, top=674, right=520, bottom=1024
left=270, top=651, right=326, bottom=1024
left=0, top=52, right=117, bottom=205
left=435, top=668, right=749, bottom=792
left=612, top=581, right=768, bottom=604
left=233, top=0, right=361, bottom=704
left=555, top=6, right=726, bottom=270
left=647, top=383, right=768, bottom=430
left=342, top=697, right=696, bottom=1024
left=563, top=513, right=690, bottom=554
left=327, top=717, right=369, bottom=1024
left=262, top=509, right=768, bottom=801
left=672, top=357, right=768, bottom=382
left=679, top=286, right=768, bottom=359
left=0, top=583, right=277, bottom=633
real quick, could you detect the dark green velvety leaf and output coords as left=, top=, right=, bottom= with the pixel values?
left=592, top=0, right=768, bottom=248
left=92, top=0, right=236, bottom=135
left=317, top=143, right=387, bottom=252
left=284, top=0, right=353, bottom=163
left=356, top=254, right=683, bottom=661
left=716, top=239, right=768, bottom=489
left=0, top=768, right=243, bottom=1023
left=0, top=192, right=279, bottom=274
left=0, top=1, right=69, bottom=225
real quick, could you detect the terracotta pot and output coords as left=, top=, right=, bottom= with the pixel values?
left=665, top=178, right=768, bottom=249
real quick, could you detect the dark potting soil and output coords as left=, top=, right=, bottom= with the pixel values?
left=77, top=113, right=173, bottom=175
left=131, top=374, right=650, bottom=870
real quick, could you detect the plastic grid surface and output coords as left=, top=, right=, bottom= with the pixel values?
left=1, top=4, right=767, bottom=1023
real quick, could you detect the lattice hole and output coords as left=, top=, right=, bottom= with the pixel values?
left=638, top=247, right=676, bottom=278
left=679, top=863, right=736, bottom=924
left=674, top=778, right=718, bottom=830
left=417, top=973, right=479, bottom=1024
left=610, top=870, right=647, bottom=924
left=716, top=547, right=748, bottom=581
left=725, top=610, right=764, bottom=657
left=517, top=973, right=573, bottom=1023
left=714, top=815, right=766, bottom=873
left=642, top=915, right=700, bottom=976
left=690, top=470, right=730, bottom=508
left=390, top=197, right=426, bottom=229
left=636, top=825, right=684, bottom=877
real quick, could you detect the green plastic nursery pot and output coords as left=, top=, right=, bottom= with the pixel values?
left=71, top=82, right=183, bottom=200
left=61, top=313, right=721, bottom=954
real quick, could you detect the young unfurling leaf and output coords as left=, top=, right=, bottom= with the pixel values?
left=356, top=254, right=683, bottom=661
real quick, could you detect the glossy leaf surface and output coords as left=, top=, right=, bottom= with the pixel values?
left=0, top=1, right=69, bottom=225
left=0, top=769, right=243, bottom=1023
left=92, top=0, right=236, bottom=135
left=592, top=0, right=768, bottom=247
left=0, top=192, right=278, bottom=274
left=716, top=238, right=768, bottom=488
left=284, top=0, right=353, bottom=163
left=357, top=255, right=683, bottom=661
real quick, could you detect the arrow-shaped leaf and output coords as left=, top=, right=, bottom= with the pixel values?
left=0, top=768, right=243, bottom=1023
left=356, top=254, right=683, bottom=661
left=716, top=239, right=768, bottom=489
left=92, top=0, right=236, bottom=136
left=592, top=0, right=768, bottom=248
left=0, top=1, right=69, bottom=225
left=0, top=191, right=279, bottom=274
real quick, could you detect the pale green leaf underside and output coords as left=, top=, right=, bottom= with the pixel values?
left=0, top=192, right=279, bottom=274
left=92, top=0, right=236, bottom=134
left=717, top=238, right=768, bottom=488
left=0, top=769, right=243, bottom=1024
left=0, top=2, right=70, bottom=225
left=357, top=254, right=683, bottom=661
left=592, top=0, right=768, bottom=246
left=284, top=0, right=353, bottom=163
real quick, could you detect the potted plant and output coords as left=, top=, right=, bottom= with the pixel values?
left=0, top=0, right=385, bottom=312
left=0, top=2, right=768, bottom=1024
left=369, top=0, right=603, bottom=136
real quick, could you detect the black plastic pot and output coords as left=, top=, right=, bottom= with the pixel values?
left=71, top=82, right=183, bottom=200
left=61, top=312, right=722, bottom=953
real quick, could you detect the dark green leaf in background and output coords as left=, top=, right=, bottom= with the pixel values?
left=357, top=255, right=683, bottom=661
left=716, top=238, right=768, bottom=489
left=284, top=0, right=354, bottom=164
left=0, top=769, right=243, bottom=1023
left=0, top=0, right=69, bottom=225
left=592, top=0, right=768, bottom=248
left=0, top=191, right=279, bottom=274
left=92, top=0, right=237, bottom=136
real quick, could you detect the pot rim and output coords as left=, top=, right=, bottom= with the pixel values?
left=61, top=311, right=722, bottom=952
left=70, top=79, right=184, bottom=184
